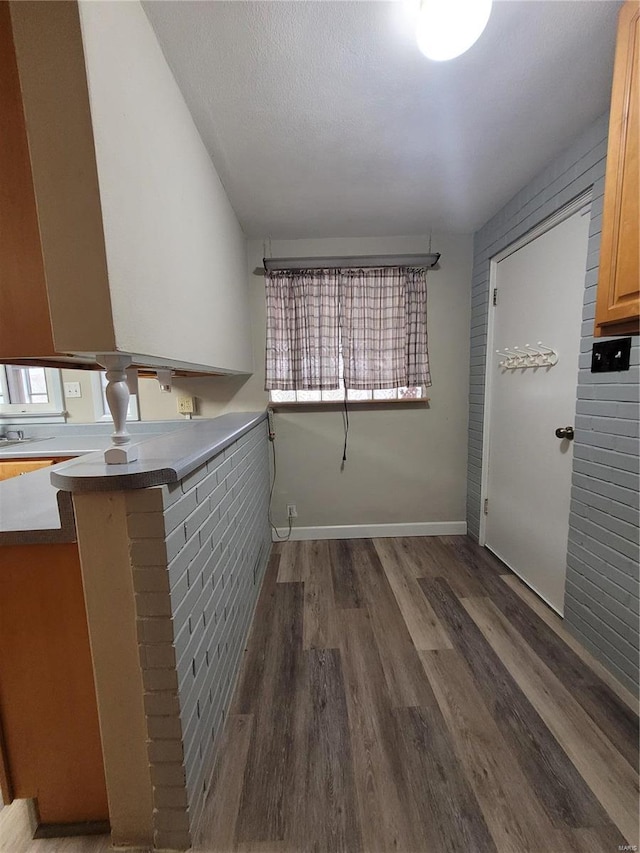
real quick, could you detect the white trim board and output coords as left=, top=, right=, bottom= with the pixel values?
left=272, top=521, right=467, bottom=542
left=492, top=189, right=592, bottom=263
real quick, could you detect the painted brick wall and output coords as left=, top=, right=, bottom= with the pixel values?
left=467, top=112, right=639, bottom=696
left=125, top=421, right=271, bottom=849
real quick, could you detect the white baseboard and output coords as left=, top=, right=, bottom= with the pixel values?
left=272, top=521, right=467, bottom=542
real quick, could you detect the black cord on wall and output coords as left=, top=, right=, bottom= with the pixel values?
left=267, top=418, right=292, bottom=542
left=341, top=391, right=349, bottom=470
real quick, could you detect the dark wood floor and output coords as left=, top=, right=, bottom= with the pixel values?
left=196, top=535, right=639, bottom=853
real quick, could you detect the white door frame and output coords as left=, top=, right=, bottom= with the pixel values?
left=478, top=189, right=592, bottom=546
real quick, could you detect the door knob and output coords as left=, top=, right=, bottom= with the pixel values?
left=555, top=426, right=574, bottom=440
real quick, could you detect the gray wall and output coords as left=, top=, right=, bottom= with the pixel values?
left=82, top=232, right=473, bottom=533
left=250, top=234, right=473, bottom=532
left=467, top=113, right=639, bottom=696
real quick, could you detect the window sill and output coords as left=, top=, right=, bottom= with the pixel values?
left=0, top=412, right=67, bottom=424
left=269, top=398, right=430, bottom=412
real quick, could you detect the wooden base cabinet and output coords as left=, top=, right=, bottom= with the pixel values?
left=0, top=542, right=109, bottom=831
left=0, top=459, right=60, bottom=482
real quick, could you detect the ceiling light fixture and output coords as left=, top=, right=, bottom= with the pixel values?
left=416, top=0, right=493, bottom=62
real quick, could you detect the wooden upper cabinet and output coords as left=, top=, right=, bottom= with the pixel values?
left=0, top=2, right=55, bottom=359
left=1, top=1, right=252, bottom=374
left=0, top=1, right=116, bottom=363
left=595, top=0, right=640, bottom=337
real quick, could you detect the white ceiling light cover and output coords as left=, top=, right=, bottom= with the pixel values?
left=416, top=0, right=493, bottom=61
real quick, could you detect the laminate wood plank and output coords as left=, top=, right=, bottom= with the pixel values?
left=285, top=637, right=309, bottom=853
left=418, top=578, right=619, bottom=831
left=502, top=572, right=638, bottom=713
left=549, top=826, right=632, bottom=853
left=438, top=535, right=470, bottom=547
left=235, top=582, right=304, bottom=843
left=373, top=536, right=436, bottom=578
left=583, top=681, right=640, bottom=769
left=276, top=541, right=306, bottom=583
left=417, top=536, right=488, bottom=597
left=480, top=566, right=639, bottom=770
left=447, top=535, right=504, bottom=562
left=374, top=538, right=452, bottom=650
left=351, top=540, right=436, bottom=707
left=232, top=553, right=280, bottom=715
left=402, top=536, right=443, bottom=577
left=299, top=649, right=362, bottom=853
left=464, top=596, right=639, bottom=844
left=450, top=542, right=639, bottom=769
left=328, top=539, right=365, bottom=608
left=193, top=535, right=638, bottom=853
left=194, top=714, right=253, bottom=852
left=437, top=536, right=510, bottom=594
left=446, top=536, right=511, bottom=579
left=394, top=706, right=497, bottom=853
left=337, top=608, right=425, bottom=853
left=419, top=648, right=557, bottom=852
left=282, top=567, right=322, bottom=850
left=303, top=541, right=338, bottom=650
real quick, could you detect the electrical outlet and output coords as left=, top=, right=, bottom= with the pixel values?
left=64, top=381, right=82, bottom=398
left=177, top=396, right=195, bottom=414
left=287, top=504, right=297, bottom=518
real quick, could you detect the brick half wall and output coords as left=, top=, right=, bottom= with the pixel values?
left=125, top=421, right=271, bottom=849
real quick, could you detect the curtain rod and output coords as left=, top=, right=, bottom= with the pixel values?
left=261, top=253, right=441, bottom=273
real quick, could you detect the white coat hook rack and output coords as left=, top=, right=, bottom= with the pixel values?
left=496, top=347, right=522, bottom=368
left=496, top=342, right=558, bottom=370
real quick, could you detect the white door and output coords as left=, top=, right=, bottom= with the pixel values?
left=484, top=201, right=590, bottom=614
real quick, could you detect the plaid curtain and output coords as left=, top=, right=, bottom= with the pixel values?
left=264, top=269, right=340, bottom=390
left=341, top=267, right=431, bottom=389
left=264, top=266, right=431, bottom=390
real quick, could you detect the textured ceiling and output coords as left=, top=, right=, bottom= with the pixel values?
left=142, top=1, right=621, bottom=238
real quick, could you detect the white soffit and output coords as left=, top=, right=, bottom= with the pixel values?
left=142, top=0, right=621, bottom=238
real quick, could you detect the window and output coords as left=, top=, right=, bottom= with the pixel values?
left=270, top=352, right=425, bottom=403
left=0, top=366, right=140, bottom=424
left=0, top=365, right=65, bottom=419
left=265, top=266, right=431, bottom=403
left=270, top=387, right=425, bottom=403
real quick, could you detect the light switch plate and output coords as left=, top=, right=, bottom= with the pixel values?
left=591, top=337, right=631, bottom=373
left=64, top=381, right=82, bottom=398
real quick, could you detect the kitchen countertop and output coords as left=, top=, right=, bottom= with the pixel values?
left=0, top=435, right=113, bottom=458
left=0, top=413, right=267, bottom=545
left=0, top=419, right=190, bottom=460
left=0, top=466, right=76, bottom=545
left=51, top=412, right=267, bottom=493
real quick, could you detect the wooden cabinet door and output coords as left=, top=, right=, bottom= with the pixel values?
left=0, top=543, right=109, bottom=825
left=0, top=458, right=74, bottom=481
left=595, top=0, right=640, bottom=336
left=0, top=459, right=54, bottom=481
